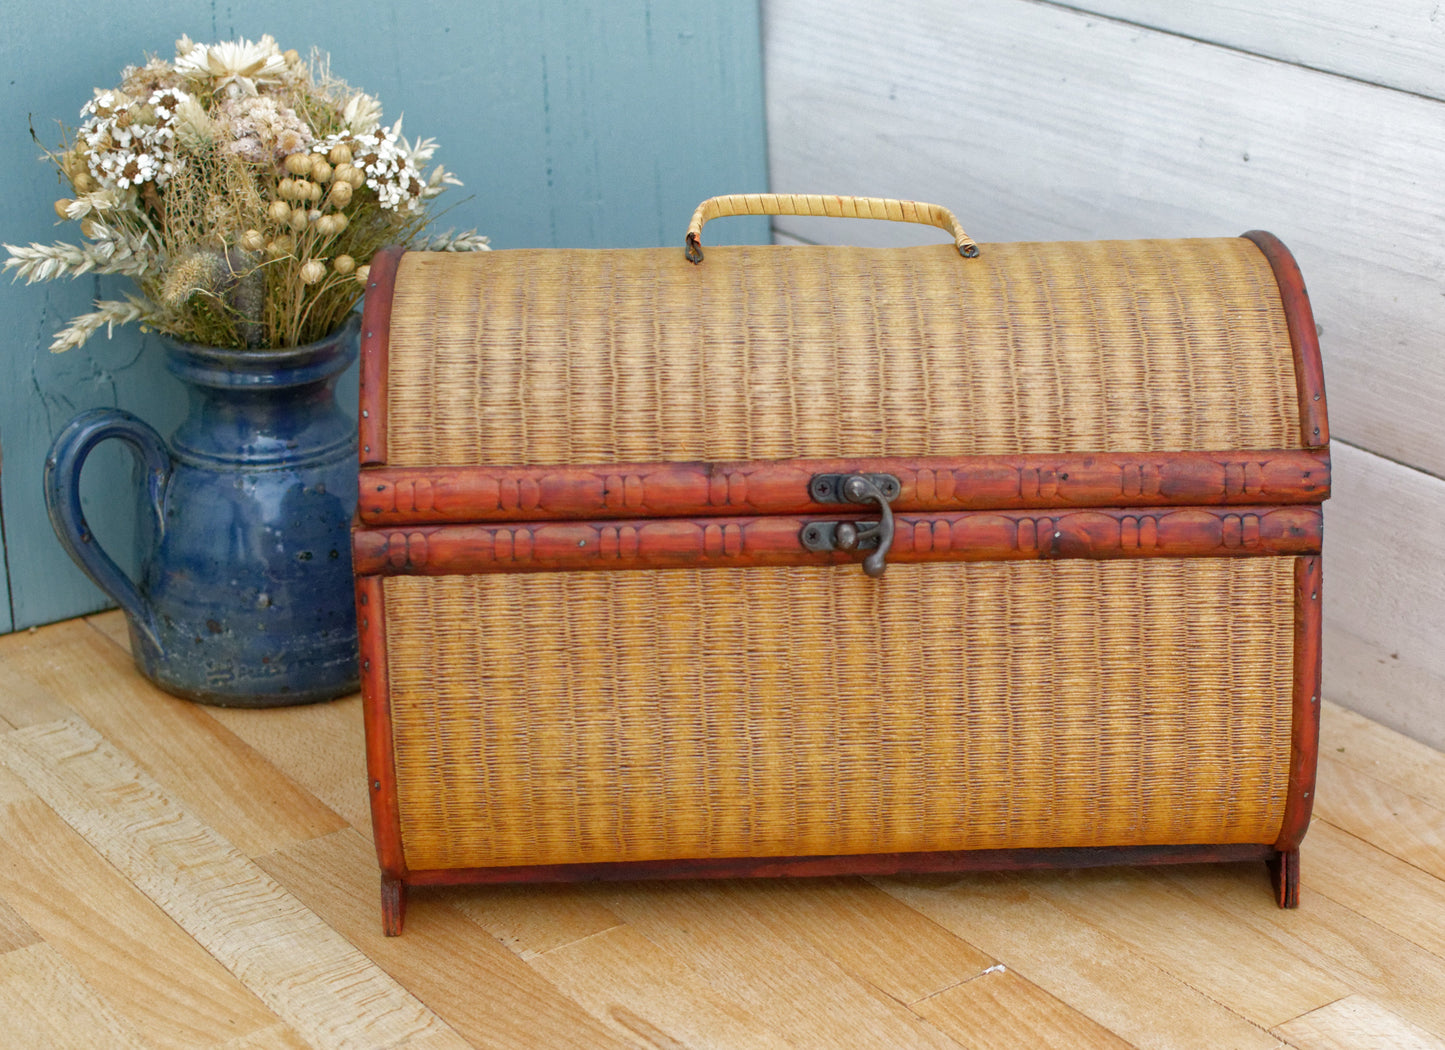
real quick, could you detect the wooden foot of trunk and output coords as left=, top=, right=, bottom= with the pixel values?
left=1269, top=848, right=1301, bottom=908
left=381, top=875, right=408, bottom=936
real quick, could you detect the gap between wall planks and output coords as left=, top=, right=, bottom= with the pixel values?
left=0, top=610, right=1441, bottom=1047
left=763, top=0, right=1445, bottom=482
left=1039, top=0, right=1445, bottom=102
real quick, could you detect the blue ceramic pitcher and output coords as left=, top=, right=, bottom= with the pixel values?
left=43, top=315, right=361, bottom=707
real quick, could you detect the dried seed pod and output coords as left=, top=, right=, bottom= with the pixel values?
left=326, top=180, right=353, bottom=208
left=277, top=177, right=298, bottom=200
left=328, top=143, right=352, bottom=166
left=310, top=159, right=333, bottom=184
left=314, top=214, right=340, bottom=236
left=239, top=229, right=266, bottom=252
left=288, top=206, right=310, bottom=231
left=355, top=264, right=371, bottom=284
left=299, top=259, right=327, bottom=284
left=308, top=181, right=324, bottom=202
left=327, top=212, right=349, bottom=234
left=54, top=199, right=73, bottom=219
left=267, top=200, right=292, bottom=223
left=284, top=153, right=314, bottom=176
left=332, top=254, right=356, bottom=275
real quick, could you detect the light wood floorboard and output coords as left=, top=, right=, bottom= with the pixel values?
left=0, top=611, right=1438, bottom=1049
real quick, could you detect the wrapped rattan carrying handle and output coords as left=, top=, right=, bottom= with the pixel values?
left=685, top=194, right=980, bottom=263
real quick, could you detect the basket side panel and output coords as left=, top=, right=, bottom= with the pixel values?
left=382, top=557, right=1296, bottom=870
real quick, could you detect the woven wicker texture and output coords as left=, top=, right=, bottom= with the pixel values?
left=383, top=558, right=1295, bottom=871
left=384, top=238, right=1299, bottom=467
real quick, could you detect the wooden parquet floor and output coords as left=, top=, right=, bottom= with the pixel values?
left=1, top=610, right=1443, bottom=1049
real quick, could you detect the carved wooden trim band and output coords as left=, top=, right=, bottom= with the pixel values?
left=358, top=245, right=404, bottom=466
left=1242, top=232, right=1329, bottom=449
left=1276, top=555, right=1322, bottom=857
left=352, top=504, right=1321, bottom=576
left=399, top=842, right=1276, bottom=889
left=356, top=576, right=406, bottom=881
left=358, top=449, right=1330, bottom=526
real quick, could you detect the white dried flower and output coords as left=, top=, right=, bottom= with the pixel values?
left=79, top=86, right=188, bottom=190
left=62, top=190, right=126, bottom=221
left=175, top=35, right=287, bottom=97
left=341, top=92, right=382, bottom=134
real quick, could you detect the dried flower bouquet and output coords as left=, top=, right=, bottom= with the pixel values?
left=5, top=34, right=487, bottom=352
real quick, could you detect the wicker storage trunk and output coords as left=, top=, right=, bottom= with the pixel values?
left=353, top=195, right=1328, bottom=935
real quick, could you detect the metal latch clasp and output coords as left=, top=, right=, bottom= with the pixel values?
left=800, top=473, right=900, bottom=577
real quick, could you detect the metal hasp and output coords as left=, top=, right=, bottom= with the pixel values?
left=801, top=473, right=900, bottom=576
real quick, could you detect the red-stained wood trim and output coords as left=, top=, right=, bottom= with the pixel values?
left=356, top=576, right=407, bottom=882
left=1275, top=555, right=1323, bottom=854
left=380, top=875, right=407, bottom=937
left=1269, top=849, right=1300, bottom=909
left=1242, top=232, right=1329, bottom=450
left=358, top=246, right=404, bottom=466
left=352, top=504, right=1322, bottom=576
left=358, top=448, right=1330, bottom=526
left=397, top=843, right=1276, bottom=888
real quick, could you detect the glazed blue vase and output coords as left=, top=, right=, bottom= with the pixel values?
left=43, top=315, right=361, bottom=707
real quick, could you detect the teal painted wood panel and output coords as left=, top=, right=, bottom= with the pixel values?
left=0, top=1, right=769, bottom=631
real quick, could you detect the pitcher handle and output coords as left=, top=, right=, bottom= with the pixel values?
left=43, top=409, right=171, bottom=652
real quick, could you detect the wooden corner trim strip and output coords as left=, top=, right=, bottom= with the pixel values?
left=352, top=504, right=1322, bottom=576
left=1241, top=231, right=1330, bottom=449
left=1276, top=555, right=1323, bottom=851
left=356, top=575, right=407, bottom=879
left=358, top=246, right=405, bottom=466
left=358, top=449, right=1330, bottom=526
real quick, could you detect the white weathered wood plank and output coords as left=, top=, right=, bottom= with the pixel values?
left=764, top=0, right=1445, bottom=478
left=1323, top=441, right=1445, bottom=751
left=1051, top=0, right=1445, bottom=102
left=1275, top=994, right=1445, bottom=1050
left=0, top=719, right=467, bottom=1050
